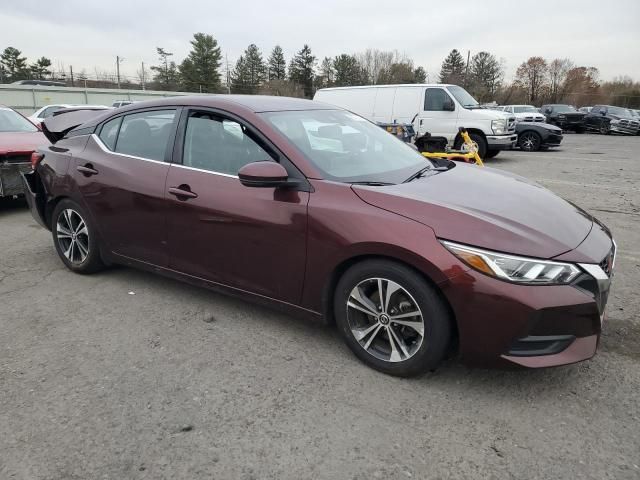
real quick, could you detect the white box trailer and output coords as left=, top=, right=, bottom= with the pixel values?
left=314, top=84, right=517, bottom=159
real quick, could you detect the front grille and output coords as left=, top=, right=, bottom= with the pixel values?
left=535, top=117, right=544, bottom=122
left=566, top=114, right=584, bottom=122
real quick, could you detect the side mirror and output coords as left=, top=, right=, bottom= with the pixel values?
left=443, top=99, right=455, bottom=111
left=600, top=110, right=606, bottom=116
left=544, top=108, right=552, bottom=115
left=238, top=161, right=291, bottom=188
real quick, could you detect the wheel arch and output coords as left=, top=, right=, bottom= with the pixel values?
left=453, top=127, right=486, bottom=148
left=321, top=253, right=459, bottom=352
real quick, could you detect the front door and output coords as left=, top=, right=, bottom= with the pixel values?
left=165, top=109, right=309, bottom=304
left=416, top=87, right=459, bottom=141
left=73, top=108, right=178, bottom=266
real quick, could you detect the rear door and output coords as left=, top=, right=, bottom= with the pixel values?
left=164, top=108, right=309, bottom=304
left=73, top=107, right=179, bottom=266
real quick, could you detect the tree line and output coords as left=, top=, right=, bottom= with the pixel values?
left=2, top=38, right=639, bottom=108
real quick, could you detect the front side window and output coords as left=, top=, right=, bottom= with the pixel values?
left=182, top=113, right=273, bottom=175
left=261, top=109, right=429, bottom=184
left=115, top=109, right=176, bottom=161
left=424, top=88, right=453, bottom=111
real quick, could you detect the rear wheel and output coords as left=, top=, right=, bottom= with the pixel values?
left=334, top=260, right=451, bottom=377
left=519, top=131, right=542, bottom=152
left=484, top=149, right=500, bottom=159
left=599, top=123, right=610, bottom=135
left=52, top=199, right=105, bottom=274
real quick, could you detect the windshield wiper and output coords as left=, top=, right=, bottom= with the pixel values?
left=403, top=165, right=450, bottom=183
left=350, top=181, right=394, bottom=186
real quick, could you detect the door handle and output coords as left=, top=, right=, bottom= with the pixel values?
left=168, top=185, right=198, bottom=200
left=77, top=164, right=98, bottom=176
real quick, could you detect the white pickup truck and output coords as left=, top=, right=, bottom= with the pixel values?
left=314, top=84, right=516, bottom=159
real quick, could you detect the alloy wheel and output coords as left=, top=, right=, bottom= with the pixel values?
left=346, top=278, right=425, bottom=363
left=56, top=208, right=90, bottom=264
left=600, top=124, right=609, bottom=135
left=520, top=132, right=540, bottom=151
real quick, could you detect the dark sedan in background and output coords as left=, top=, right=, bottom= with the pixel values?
left=540, top=104, right=586, bottom=132
left=516, top=122, right=563, bottom=151
left=22, top=96, right=615, bottom=376
left=584, top=105, right=640, bottom=135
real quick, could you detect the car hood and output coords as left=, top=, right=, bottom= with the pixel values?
left=0, top=131, right=50, bottom=154
left=353, top=163, right=593, bottom=259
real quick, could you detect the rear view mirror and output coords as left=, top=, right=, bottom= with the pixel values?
left=238, top=161, right=290, bottom=188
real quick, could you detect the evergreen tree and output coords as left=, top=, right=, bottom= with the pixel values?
left=439, top=49, right=466, bottom=84
left=267, top=45, right=286, bottom=80
left=231, top=44, right=266, bottom=94
left=288, top=44, right=316, bottom=97
left=179, top=33, right=223, bottom=93
left=231, top=55, right=250, bottom=93
left=0, top=47, right=29, bottom=82
left=470, top=51, right=503, bottom=101
left=413, top=66, right=427, bottom=83
left=333, top=54, right=365, bottom=87
left=30, top=57, right=52, bottom=80
left=151, top=47, right=181, bottom=90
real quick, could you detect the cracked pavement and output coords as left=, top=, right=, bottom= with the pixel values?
left=0, top=133, right=639, bottom=479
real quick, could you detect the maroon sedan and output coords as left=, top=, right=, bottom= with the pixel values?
left=22, top=96, right=615, bottom=376
left=0, top=106, right=49, bottom=197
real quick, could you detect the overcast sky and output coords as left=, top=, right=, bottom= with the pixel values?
left=2, top=0, right=639, bottom=83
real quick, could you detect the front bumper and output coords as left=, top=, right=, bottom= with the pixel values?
left=441, top=244, right=614, bottom=368
left=486, top=134, right=517, bottom=151
left=542, top=132, right=563, bottom=147
left=610, top=124, right=640, bottom=135
left=0, top=162, right=31, bottom=197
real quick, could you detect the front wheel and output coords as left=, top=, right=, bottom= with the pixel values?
left=519, top=131, right=542, bottom=152
left=484, top=149, right=500, bottom=159
left=454, top=132, right=487, bottom=159
left=334, top=260, right=452, bottom=377
left=599, top=123, right=610, bottom=135
left=52, top=199, right=105, bottom=274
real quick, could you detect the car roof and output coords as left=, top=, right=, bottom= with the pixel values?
left=110, top=95, right=337, bottom=114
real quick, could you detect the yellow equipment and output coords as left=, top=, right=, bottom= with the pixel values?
left=421, top=128, right=484, bottom=166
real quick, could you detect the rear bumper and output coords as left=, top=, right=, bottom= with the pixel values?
left=486, top=134, right=517, bottom=151
left=20, top=170, right=48, bottom=228
left=0, top=162, right=31, bottom=197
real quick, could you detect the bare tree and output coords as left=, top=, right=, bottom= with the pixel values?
left=547, top=58, right=574, bottom=103
left=515, top=57, right=548, bottom=104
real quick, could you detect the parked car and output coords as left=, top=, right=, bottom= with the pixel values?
left=23, top=96, right=615, bottom=376
left=501, top=105, right=546, bottom=123
left=516, top=122, right=563, bottom=151
left=628, top=109, right=640, bottom=135
left=11, top=79, right=67, bottom=87
left=314, top=84, right=517, bottom=159
left=584, top=105, right=640, bottom=135
left=0, top=106, right=49, bottom=197
left=111, top=100, right=136, bottom=108
left=28, top=104, right=109, bottom=125
left=540, top=104, right=586, bottom=132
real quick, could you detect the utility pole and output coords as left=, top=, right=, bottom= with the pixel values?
left=141, top=61, right=146, bottom=90
left=116, top=55, right=124, bottom=89
left=465, top=50, right=471, bottom=87
left=226, top=53, right=231, bottom=94
left=70, top=65, right=74, bottom=87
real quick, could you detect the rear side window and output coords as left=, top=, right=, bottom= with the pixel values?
left=424, top=88, right=451, bottom=111
left=99, top=116, right=122, bottom=151
left=115, top=110, right=176, bottom=161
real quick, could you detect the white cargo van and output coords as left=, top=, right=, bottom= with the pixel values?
left=314, top=84, right=517, bottom=159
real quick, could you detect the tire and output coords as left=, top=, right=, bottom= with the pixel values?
left=51, top=199, right=105, bottom=274
left=599, top=123, right=610, bottom=135
left=519, top=131, right=542, bottom=152
left=454, top=132, right=487, bottom=159
left=334, top=259, right=452, bottom=377
left=484, top=149, right=500, bottom=159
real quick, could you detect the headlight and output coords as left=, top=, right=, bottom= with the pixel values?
left=491, top=119, right=506, bottom=135
left=442, top=241, right=581, bottom=284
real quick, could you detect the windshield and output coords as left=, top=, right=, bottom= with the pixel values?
left=513, top=106, right=538, bottom=113
left=446, top=86, right=479, bottom=108
left=0, top=108, right=38, bottom=133
left=608, top=106, right=630, bottom=117
left=552, top=105, right=578, bottom=113
left=260, top=110, right=431, bottom=184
